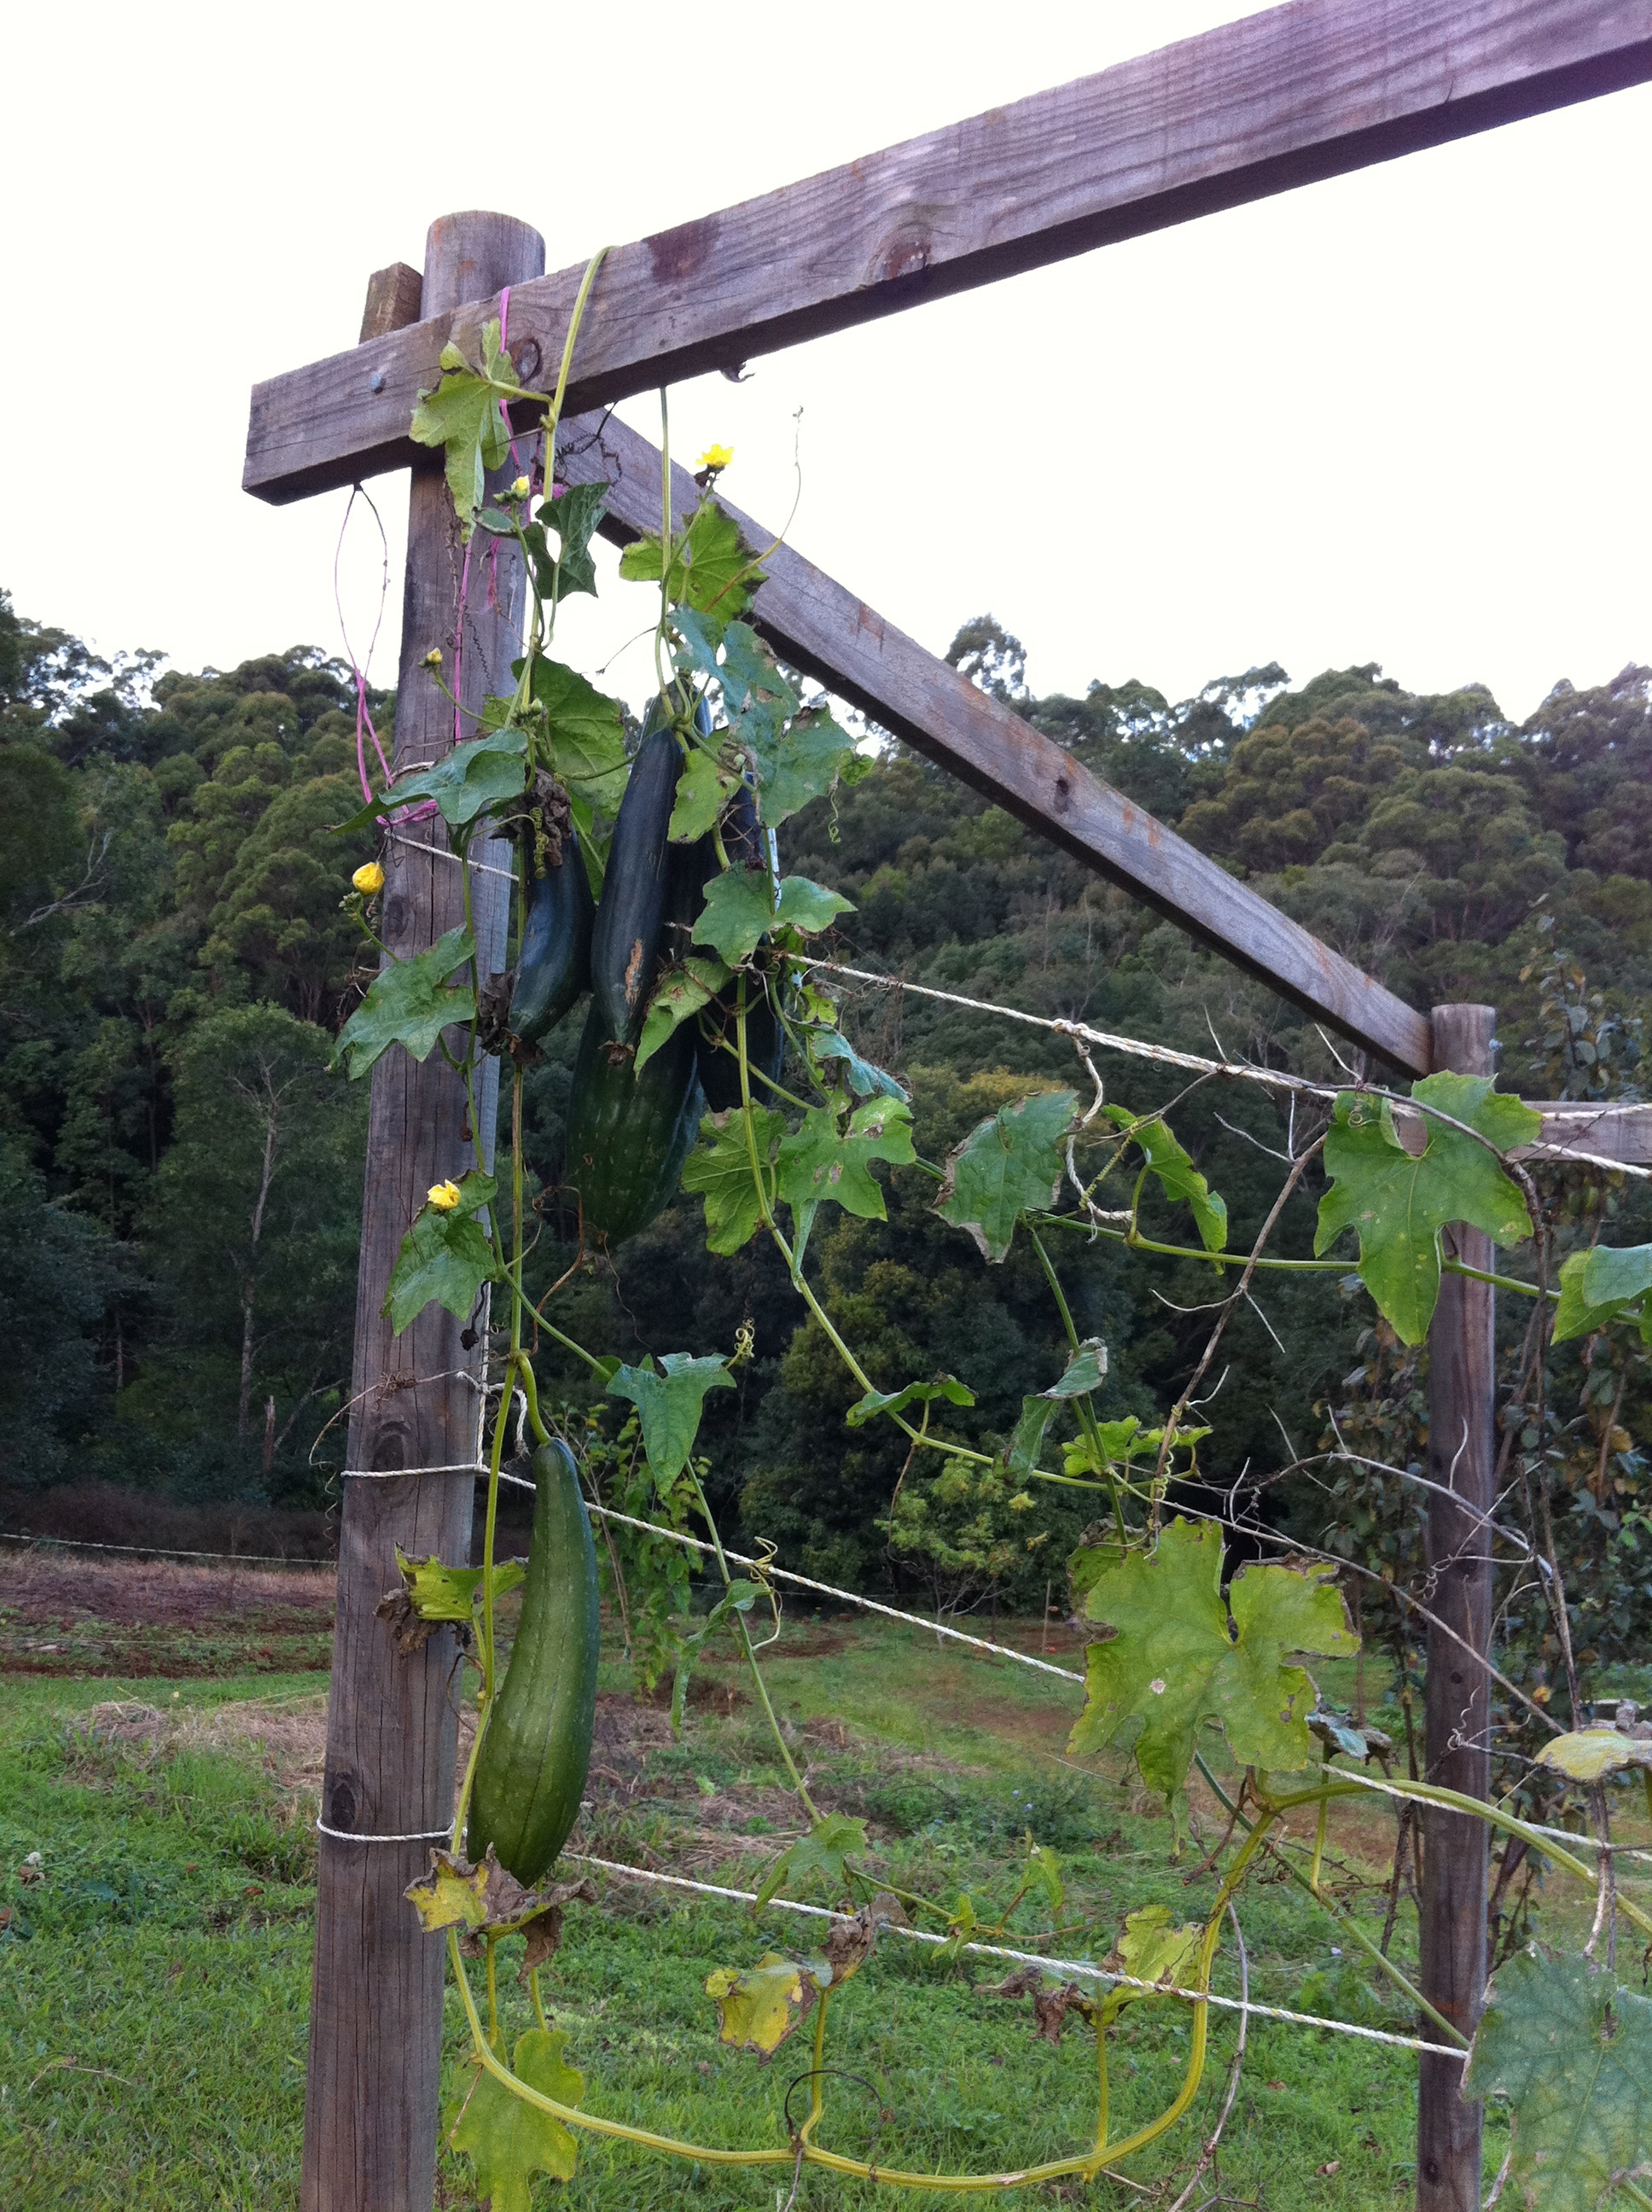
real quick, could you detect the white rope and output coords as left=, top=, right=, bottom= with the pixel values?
left=317, top=1819, right=451, bottom=1844
left=339, top=1463, right=494, bottom=1479
left=566, top=1851, right=1466, bottom=2060
left=385, top=828, right=515, bottom=881
left=0, top=1531, right=325, bottom=1569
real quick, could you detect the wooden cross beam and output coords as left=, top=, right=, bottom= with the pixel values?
left=246, top=11, right=1652, bottom=2210
left=245, top=0, right=1652, bottom=506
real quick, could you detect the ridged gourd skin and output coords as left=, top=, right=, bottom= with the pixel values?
left=509, top=825, right=595, bottom=1041
left=697, top=782, right=784, bottom=1111
left=466, top=1440, right=600, bottom=1887
left=590, top=695, right=711, bottom=1045
left=564, top=1000, right=704, bottom=1246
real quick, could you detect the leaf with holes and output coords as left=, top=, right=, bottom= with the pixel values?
left=1068, top=1516, right=1358, bottom=1803
left=1102, top=1107, right=1228, bottom=1254
left=382, top=1171, right=499, bottom=1335
left=606, top=1352, right=734, bottom=1483
left=620, top=502, right=765, bottom=620
left=1465, top=1947, right=1652, bottom=2212
left=1552, top=1243, right=1652, bottom=1345
left=410, top=320, right=519, bottom=535
left=753, top=1811, right=870, bottom=1911
left=333, top=927, right=476, bottom=1079
left=679, top=1104, right=788, bottom=1255
left=846, top=1375, right=974, bottom=1429
left=705, top=1953, right=820, bottom=2057
left=636, top=956, right=730, bottom=1074
left=936, top=1088, right=1078, bottom=1263
left=447, top=2029, right=584, bottom=2207
left=776, top=1098, right=916, bottom=1225
left=1315, top=1074, right=1539, bottom=1345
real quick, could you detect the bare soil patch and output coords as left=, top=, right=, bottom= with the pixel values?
left=0, top=1550, right=335, bottom=1675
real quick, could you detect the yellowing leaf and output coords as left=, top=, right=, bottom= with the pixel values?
left=705, top=1952, right=819, bottom=2056
left=447, top=2028, right=585, bottom=2209
left=393, top=1547, right=525, bottom=1622
left=1098, top=1905, right=1203, bottom=2027
left=1315, top=1075, right=1539, bottom=1345
left=1068, top=1517, right=1358, bottom=1802
left=404, top=1849, right=487, bottom=1933
left=1537, top=1728, right=1652, bottom=1783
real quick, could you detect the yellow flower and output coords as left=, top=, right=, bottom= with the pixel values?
left=509, top=474, right=532, bottom=499
left=422, top=647, right=444, bottom=669
left=352, top=861, right=385, bottom=897
left=695, top=443, right=734, bottom=473
left=427, top=1179, right=462, bottom=1213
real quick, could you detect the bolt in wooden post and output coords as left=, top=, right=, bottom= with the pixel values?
left=1417, top=1002, right=1497, bottom=2212
left=300, top=211, right=544, bottom=2212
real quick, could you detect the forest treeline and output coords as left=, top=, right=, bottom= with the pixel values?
left=3, top=587, right=1649, bottom=1666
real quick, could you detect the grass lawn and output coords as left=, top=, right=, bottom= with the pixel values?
left=3, top=1585, right=1601, bottom=2211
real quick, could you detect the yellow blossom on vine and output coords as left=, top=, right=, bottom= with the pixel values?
left=352, top=861, right=385, bottom=897
left=427, top=1179, right=462, bottom=1212
left=422, top=647, right=444, bottom=669
left=509, top=474, right=532, bottom=499
left=695, top=443, right=734, bottom=473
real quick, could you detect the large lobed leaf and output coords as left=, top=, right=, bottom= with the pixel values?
left=1465, top=1947, right=1652, bottom=2212
left=524, top=658, right=630, bottom=808
left=382, top=1170, right=498, bottom=1335
left=704, top=1953, right=819, bottom=2057
left=620, top=503, right=765, bottom=620
left=1315, top=1074, right=1539, bottom=1344
left=410, top=320, right=520, bottom=536
left=936, top=1088, right=1078, bottom=1263
left=334, top=927, right=476, bottom=1080
left=679, top=1104, right=788, bottom=1254
left=606, top=1351, right=733, bottom=1482
left=693, top=870, right=853, bottom=967
left=1068, top=1516, right=1358, bottom=1803
left=446, top=2028, right=585, bottom=2208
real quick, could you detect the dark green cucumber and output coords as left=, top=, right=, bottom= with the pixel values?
left=697, top=781, right=784, bottom=1110
left=467, top=1439, right=599, bottom=1886
left=509, top=824, right=595, bottom=1041
left=590, top=695, right=711, bottom=1045
left=564, top=998, right=704, bottom=1245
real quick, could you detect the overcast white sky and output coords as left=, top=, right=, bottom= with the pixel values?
left=4, top=1, right=1649, bottom=724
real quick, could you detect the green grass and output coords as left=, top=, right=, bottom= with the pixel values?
left=0, top=1629, right=1548, bottom=2210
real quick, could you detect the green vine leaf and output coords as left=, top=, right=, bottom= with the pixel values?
left=1068, top=1516, right=1358, bottom=1804
left=693, top=871, right=853, bottom=967
left=667, top=749, right=735, bottom=844
left=606, top=1352, right=734, bottom=1482
left=1315, top=1075, right=1539, bottom=1345
left=393, top=1548, right=525, bottom=1621
left=679, top=1104, right=788, bottom=1254
left=1552, top=1243, right=1652, bottom=1344
left=846, top=1375, right=974, bottom=1429
left=745, top=705, right=862, bottom=829
left=620, top=503, right=765, bottom=620
left=636, top=955, right=730, bottom=1074
left=383, top=1170, right=499, bottom=1334
left=522, top=482, right=608, bottom=603
left=1102, top=1108, right=1228, bottom=1253
left=935, top=1088, right=1078, bottom=1263
left=753, top=1812, right=870, bottom=1911
left=1003, top=1396, right=1057, bottom=1477
left=1465, top=1947, right=1652, bottom=2211
left=1097, top=1905, right=1203, bottom=2029
left=1042, top=1339, right=1108, bottom=1399
left=704, top=1953, right=819, bottom=2057
left=334, top=927, right=477, bottom=1080
left=522, top=659, right=630, bottom=808
left=336, top=725, right=530, bottom=836
left=808, top=1029, right=909, bottom=1101
left=447, top=2028, right=585, bottom=2206
left=776, top=1098, right=916, bottom=1225
left=410, top=320, right=519, bottom=538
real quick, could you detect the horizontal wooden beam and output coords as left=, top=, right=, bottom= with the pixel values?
left=1521, top=1102, right=1652, bottom=1167
left=246, top=0, right=1652, bottom=504
left=555, top=410, right=1434, bottom=1075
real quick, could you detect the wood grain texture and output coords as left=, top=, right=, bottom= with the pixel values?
left=300, top=212, right=544, bottom=2212
left=1419, top=1004, right=1496, bottom=2212
left=246, top=0, right=1652, bottom=503
left=553, top=409, right=1434, bottom=1072
left=1520, top=1100, right=1652, bottom=1165
left=360, top=264, right=424, bottom=344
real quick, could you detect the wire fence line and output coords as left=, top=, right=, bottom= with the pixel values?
left=565, top=1851, right=1467, bottom=2061
left=0, top=1530, right=330, bottom=1569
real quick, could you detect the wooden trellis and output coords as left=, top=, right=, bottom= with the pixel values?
left=241, top=6, right=1652, bottom=2208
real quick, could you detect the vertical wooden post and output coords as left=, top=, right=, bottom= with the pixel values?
left=1417, top=1002, right=1497, bottom=2212
left=301, top=211, right=544, bottom=2212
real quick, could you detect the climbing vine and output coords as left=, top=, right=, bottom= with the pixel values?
left=328, top=289, right=1652, bottom=2207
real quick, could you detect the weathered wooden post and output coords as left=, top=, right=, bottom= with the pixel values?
left=1417, top=1002, right=1497, bottom=2212
left=300, top=211, right=544, bottom=2212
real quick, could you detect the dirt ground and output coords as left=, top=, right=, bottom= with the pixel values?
left=0, top=1549, right=336, bottom=1676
